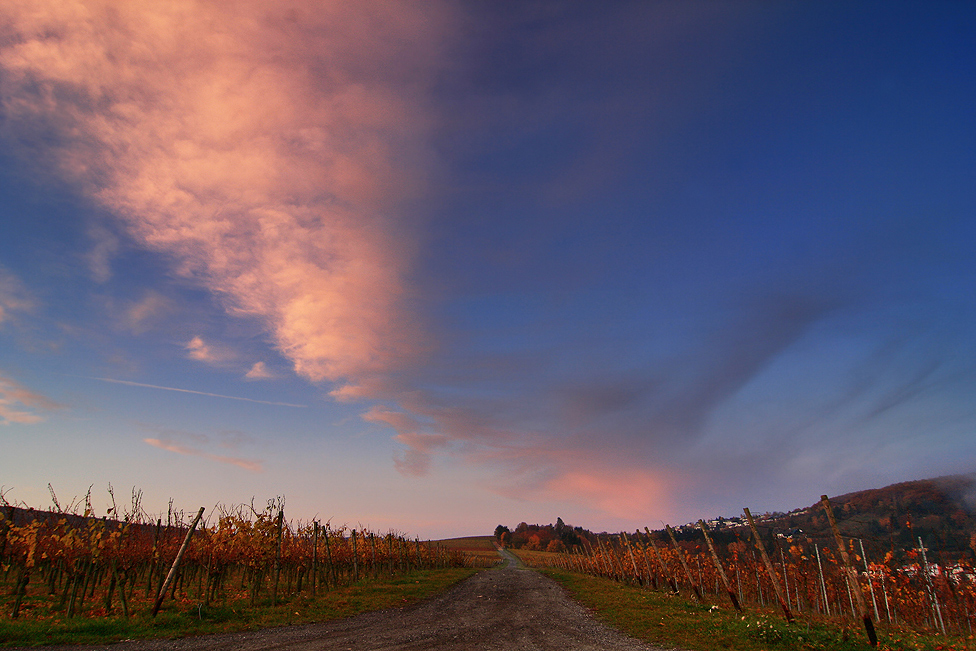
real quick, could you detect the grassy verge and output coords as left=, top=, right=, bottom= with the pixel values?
left=541, top=569, right=974, bottom=651
left=0, top=568, right=477, bottom=648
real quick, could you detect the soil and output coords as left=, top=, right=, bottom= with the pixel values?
left=11, top=550, right=678, bottom=651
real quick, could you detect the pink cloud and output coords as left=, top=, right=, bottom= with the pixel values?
left=0, top=269, right=35, bottom=325
left=393, top=449, right=434, bottom=478
left=123, top=291, right=171, bottom=334
left=185, top=336, right=235, bottom=365
left=542, top=467, right=674, bottom=521
left=393, top=431, right=450, bottom=454
left=391, top=431, right=451, bottom=476
left=459, top=438, right=681, bottom=522
left=244, top=362, right=274, bottom=380
left=367, top=388, right=680, bottom=519
left=0, top=1, right=688, bottom=524
left=0, top=0, right=451, bottom=389
left=361, top=406, right=423, bottom=434
left=329, top=378, right=398, bottom=402
left=362, top=406, right=451, bottom=477
left=144, top=437, right=262, bottom=473
left=85, top=223, right=120, bottom=283
left=0, top=371, right=61, bottom=425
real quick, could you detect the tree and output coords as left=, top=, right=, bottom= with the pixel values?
left=546, top=539, right=566, bottom=553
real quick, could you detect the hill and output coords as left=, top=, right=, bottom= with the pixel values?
left=497, top=473, right=976, bottom=562
left=749, top=473, right=976, bottom=559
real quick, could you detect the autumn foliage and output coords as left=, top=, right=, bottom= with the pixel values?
left=1, top=488, right=473, bottom=621
left=512, top=515, right=976, bottom=641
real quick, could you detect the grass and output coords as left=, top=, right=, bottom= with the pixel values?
left=0, top=568, right=478, bottom=647
left=540, top=569, right=975, bottom=651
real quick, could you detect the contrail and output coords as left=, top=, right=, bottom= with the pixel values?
left=90, top=377, right=308, bottom=408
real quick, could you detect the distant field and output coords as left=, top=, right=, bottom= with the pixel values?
left=436, top=536, right=500, bottom=565
left=436, top=536, right=497, bottom=551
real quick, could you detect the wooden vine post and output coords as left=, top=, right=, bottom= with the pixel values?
left=324, top=524, right=337, bottom=588
left=858, top=539, right=880, bottom=621
left=815, top=544, right=829, bottom=614
left=698, top=520, right=742, bottom=612
left=644, top=527, right=678, bottom=593
left=311, top=521, right=319, bottom=597
left=743, top=507, right=793, bottom=623
left=604, top=536, right=623, bottom=580
left=272, top=509, right=284, bottom=605
left=595, top=536, right=612, bottom=578
left=621, top=533, right=642, bottom=586
left=917, top=536, right=946, bottom=634
left=581, top=538, right=597, bottom=576
left=637, top=539, right=657, bottom=589
left=7, top=508, right=30, bottom=619
left=146, top=518, right=161, bottom=598
left=665, top=524, right=702, bottom=602
left=351, top=530, right=359, bottom=581
left=820, top=495, right=877, bottom=647
left=152, top=507, right=204, bottom=616
left=370, top=533, right=378, bottom=578
left=9, top=560, right=31, bottom=619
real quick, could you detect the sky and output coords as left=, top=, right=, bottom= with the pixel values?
left=1, top=1, right=975, bottom=539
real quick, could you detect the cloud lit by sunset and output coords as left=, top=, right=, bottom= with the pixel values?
left=1, top=2, right=974, bottom=538
left=1, top=0, right=441, bottom=387
left=143, top=437, right=262, bottom=474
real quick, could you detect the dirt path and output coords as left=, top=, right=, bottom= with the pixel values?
left=11, top=550, right=677, bottom=651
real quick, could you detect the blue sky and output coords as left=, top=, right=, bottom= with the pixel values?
left=1, top=1, right=974, bottom=538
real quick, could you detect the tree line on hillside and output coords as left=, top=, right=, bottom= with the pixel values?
left=493, top=518, right=592, bottom=552
left=494, top=474, right=976, bottom=563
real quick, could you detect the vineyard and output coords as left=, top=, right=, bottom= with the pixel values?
left=513, top=497, right=976, bottom=648
left=0, top=487, right=488, bottom=629
left=6, top=484, right=976, bottom=649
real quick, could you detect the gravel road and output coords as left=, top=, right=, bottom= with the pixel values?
left=10, top=550, right=677, bottom=651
